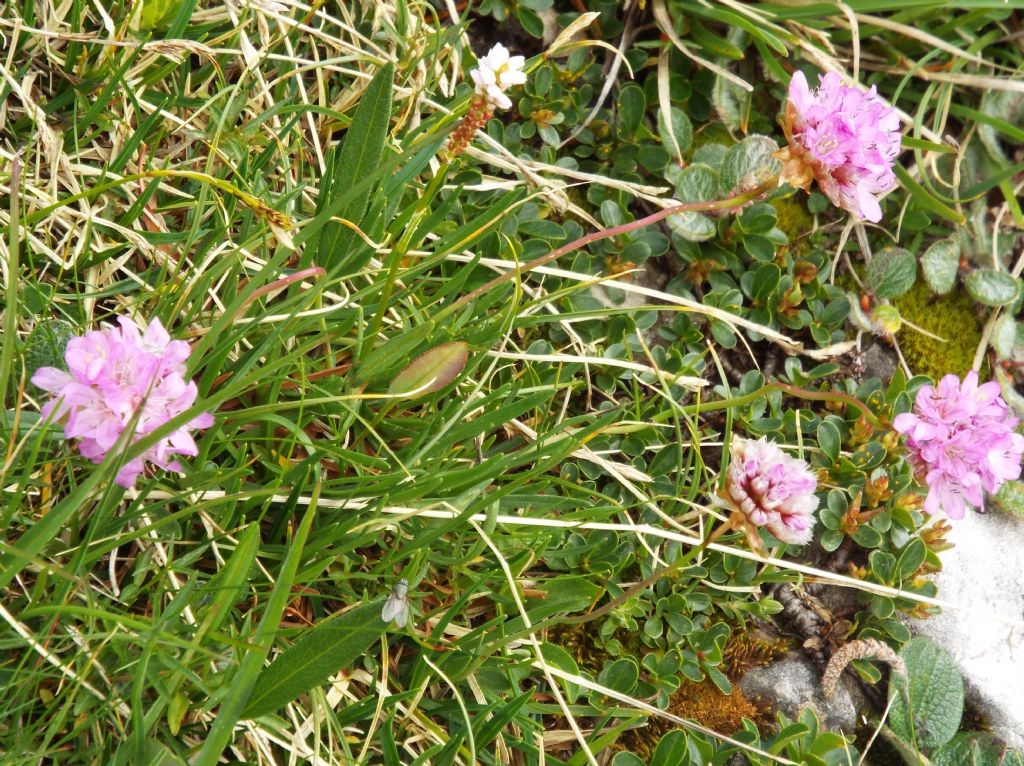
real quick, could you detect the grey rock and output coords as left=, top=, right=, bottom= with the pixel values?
left=908, top=509, right=1024, bottom=749
left=860, top=340, right=897, bottom=382
left=738, top=652, right=866, bottom=734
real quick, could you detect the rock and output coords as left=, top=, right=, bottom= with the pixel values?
left=738, top=652, right=866, bottom=734
left=908, top=509, right=1024, bottom=749
left=860, top=340, right=897, bottom=382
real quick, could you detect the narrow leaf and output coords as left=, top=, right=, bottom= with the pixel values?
left=314, top=62, right=395, bottom=271
left=242, top=601, right=385, bottom=719
left=388, top=342, right=469, bottom=398
left=195, top=481, right=319, bottom=765
left=893, top=165, right=965, bottom=225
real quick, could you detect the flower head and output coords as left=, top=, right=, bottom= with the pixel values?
left=469, top=43, right=526, bottom=111
left=893, top=371, right=1024, bottom=520
left=778, top=71, right=901, bottom=223
left=32, top=317, right=214, bottom=488
left=726, top=437, right=819, bottom=545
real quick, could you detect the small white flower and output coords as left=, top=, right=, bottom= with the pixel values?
left=469, top=43, right=526, bottom=111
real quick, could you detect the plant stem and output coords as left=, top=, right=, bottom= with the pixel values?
left=440, top=175, right=781, bottom=320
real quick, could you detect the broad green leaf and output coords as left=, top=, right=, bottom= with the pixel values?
left=964, top=269, right=1022, bottom=307
left=713, top=75, right=750, bottom=134
left=921, top=239, right=960, bottom=295
left=617, top=84, right=646, bottom=135
left=388, top=342, right=469, bottom=398
left=816, top=420, right=841, bottom=463
left=23, top=319, right=75, bottom=393
left=978, top=90, right=1024, bottom=163
left=138, top=0, right=180, bottom=28
left=991, top=315, right=1022, bottom=358
left=720, top=135, right=780, bottom=195
left=666, top=211, right=716, bottom=242
left=866, top=247, right=917, bottom=299
left=931, top=732, right=1007, bottom=766
left=889, top=637, right=964, bottom=749
left=611, top=754, right=646, bottom=766
left=650, top=730, right=689, bottom=766
left=657, top=106, right=693, bottom=156
left=314, top=62, right=394, bottom=272
left=675, top=163, right=719, bottom=203
left=668, top=163, right=718, bottom=242
left=597, top=658, right=639, bottom=695
left=242, top=601, right=385, bottom=719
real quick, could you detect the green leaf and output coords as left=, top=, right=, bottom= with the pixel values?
left=314, top=62, right=394, bottom=273
left=23, top=319, right=75, bottom=393
left=712, top=74, right=750, bottom=134
left=611, top=754, right=647, bottom=766
left=650, top=730, right=689, bottom=766
left=242, top=601, right=385, bottom=719
left=931, top=732, right=1007, bottom=766
left=668, top=163, right=718, bottom=242
left=816, top=420, right=841, bottom=464
left=921, top=239, right=961, bottom=295
left=675, top=163, right=718, bottom=203
left=138, top=0, right=180, bottom=28
left=896, top=538, right=927, bottom=579
left=866, top=247, right=917, bottom=299
left=597, top=658, right=639, bottom=695
left=196, top=481, right=320, bottom=764
left=991, top=315, right=1022, bottom=358
left=893, top=165, right=965, bottom=225
left=617, top=84, right=646, bottom=135
left=720, top=135, right=780, bottom=195
left=657, top=107, right=693, bottom=156
left=388, top=342, right=469, bottom=398
left=889, top=637, right=964, bottom=749
left=964, top=269, right=1022, bottom=307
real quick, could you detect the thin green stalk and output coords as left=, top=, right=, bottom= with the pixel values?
left=0, top=157, right=20, bottom=419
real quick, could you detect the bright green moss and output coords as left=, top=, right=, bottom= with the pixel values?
left=771, top=196, right=814, bottom=245
left=894, top=283, right=981, bottom=381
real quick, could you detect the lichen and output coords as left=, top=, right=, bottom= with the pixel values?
left=893, top=282, right=982, bottom=381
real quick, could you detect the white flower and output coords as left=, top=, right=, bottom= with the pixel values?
left=469, top=43, right=526, bottom=111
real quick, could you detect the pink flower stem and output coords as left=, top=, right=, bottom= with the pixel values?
left=674, top=382, right=884, bottom=429
left=443, top=176, right=780, bottom=318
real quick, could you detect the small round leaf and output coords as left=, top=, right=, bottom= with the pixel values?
left=921, top=239, right=960, bottom=295
left=867, top=247, right=917, bottom=299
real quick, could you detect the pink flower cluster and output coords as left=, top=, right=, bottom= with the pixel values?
left=780, top=71, right=901, bottom=223
left=32, top=317, right=214, bottom=488
left=727, top=437, right=819, bottom=545
left=894, top=371, right=1024, bottom=520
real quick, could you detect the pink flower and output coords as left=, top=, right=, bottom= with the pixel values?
left=32, top=317, right=214, bottom=488
left=469, top=43, right=526, bottom=111
left=726, top=437, right=819, bottom=545
left=894, top=371, right=1024, bottom=520
left=778, top=71, right=901, bottom=223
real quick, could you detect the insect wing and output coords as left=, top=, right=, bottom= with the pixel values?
left=382, top=579, right=410, bottom=627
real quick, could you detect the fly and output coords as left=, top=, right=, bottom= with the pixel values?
left=381, top=578, right=410, bottom=628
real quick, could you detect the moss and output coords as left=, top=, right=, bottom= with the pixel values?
left=618, top=678, right=763, bottom=757
left=893, top=283, right=982, bottom=381
left=722, top=628, right=791, bottom=677
left=771, top=196, right=814, bottom=244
